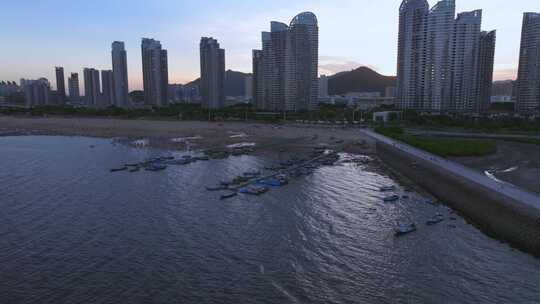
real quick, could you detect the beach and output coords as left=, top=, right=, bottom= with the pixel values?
left=0, top=116, right=375, bottom=157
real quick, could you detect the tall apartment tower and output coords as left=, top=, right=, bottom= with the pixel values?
left=269, top=22, right=289, bottom=111
left=449, top=10, right=482, bottom=113
left=83, top=68, right=101, bottom=106
left=516, top=12, right=540, bottom=114
left=284, top=12, right=319, bottom=111
left=23, top=78, right=50, bottom=108
left=476, top=30, right=496, bottom=113
left=141, top=38, right=169, bottom=107
left=101, top=70, right=115, bottom=106
left=199, top=37, right=225, bottom=109
left=423, top=0, right=455, bottom=111
left=55, top=67, right=66, bottom=105
left=261, top=32, right=272, bottom=110
left=396, top=0, right=429, bottom=110
left=68, top=73, right=80, bottom=102
left=252, top=49, right=265, bottom=109
left=112, top=41, right=129, bottom=107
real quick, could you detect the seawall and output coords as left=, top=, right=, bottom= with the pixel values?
left=376, top=140, right=540, bottom=256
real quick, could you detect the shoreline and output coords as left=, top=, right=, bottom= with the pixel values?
left=0, top=116, right=376, bottom=158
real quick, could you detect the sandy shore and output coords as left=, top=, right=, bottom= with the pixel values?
left=0, top=116, right=375, bottom=157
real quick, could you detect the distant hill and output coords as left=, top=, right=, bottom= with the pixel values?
left=186, top=70, right=251, bottom=97
left=328, top=66, right=396, bottom=96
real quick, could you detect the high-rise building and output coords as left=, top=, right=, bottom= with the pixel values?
left=253, top=12, right=319, bottom=112
left=396, top=0, right=429, bottom=110
left=285, top=12, right=319, bottom=111
left=423, top=0, right=455, bottom=111
left=516, top=12, right=540, bottom=114
left=101, top=70, right=115, bottom=106
left=319, top=75, right=329, bottom=98
left=141, top=38, right=169, bottom=107
left=396, top=1, right=495, bottom=114
left=261, top=32, right=272, bottom=110
left=55, top=67, right=66, bottom=105
left=269, top=22, right=289, bottom=111
left=68, top=73, right=80, bottom=102
left=252, top=49, right=265, bottom=109
left=112, top=41, right=129, bottom=107
left=199, top=37, right=225, bottom=109
left=83, top=68, right=101, bottom=106
left=449, top=10, right=482, bottom=113
left=244, top=75, right=253, bottom=99
left=476, top=30, right=496, bottom=113
left=23, top=78, right=50, bottom=108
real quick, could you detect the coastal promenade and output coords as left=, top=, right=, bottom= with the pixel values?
left=361, top=129, right=540, bottom=210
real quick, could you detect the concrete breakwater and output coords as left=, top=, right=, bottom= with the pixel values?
left=366, top=131, right=540, bottom=256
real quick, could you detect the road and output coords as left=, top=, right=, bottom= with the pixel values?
left=361, top=129, right=540, bottom=210
left=407, top=129, right=540, bottom=141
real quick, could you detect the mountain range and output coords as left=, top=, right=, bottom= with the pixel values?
left=184, top=66, right=397, bottom=97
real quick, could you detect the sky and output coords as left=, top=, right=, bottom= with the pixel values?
left=0, top=0, right=537, bottom=90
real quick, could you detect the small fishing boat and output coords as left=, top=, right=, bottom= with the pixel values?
left=395, top=223, right=417, bottom=237
left=206, top=185, right=227, bottom=191
left=145, top=164, right=167, bottom=172
left=383, top=195, right=400, bottom=202
left=379, top=186, right=396, bottom=192
left=220, top=192, right=238, bottom=200
left=110, top=166, right=128, bottom=173
left=239, top=186, right=269, bottom=196
left=426, top=214, right=445, bottom=226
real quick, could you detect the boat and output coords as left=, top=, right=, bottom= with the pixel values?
left=394, top=223, right=417, bottom=237
left=383, top=195, right=400, bottom=202
left=379, top=186, right=396, bottom=192
left=239, top=186, right=269, bottom=196
left=206, top=185, right=228, bottom=191
left=110, top=166, right=128, bottom=172
left=243, top=171, right=261, bottom=177
left=257, top=178, right=287, bottom=187
left=220, top=192, right=238, bottom=200
left=145, top=164, right=167, bottom=172
left=129, top=167, right=140, bottom=173
left=195, top=156, right=210, bottom=161
left=426, top=214, right=445, bottom=226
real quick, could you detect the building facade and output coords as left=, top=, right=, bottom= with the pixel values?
left=252, top=12, right=319, bottom=112
left=55, top=67, right=66, bottom=105
left=200, top=37, right=225, bottom=109
left=285, top=12, right=319, bottom=111
left=23, top=78, right=50, bottom=108
left=396, top=0, right=429, bottom=110
left=101, top=70, right=115, bottom=106
left=476, top=30, right=496, bottom=113
left=516, top=12, right=540, bottom=114
left=396, top=0, right=495, bottom=114
left=252, top=49, right=265, bottom=109
left=141, top=38, right=169, bottom=107
left=83, top=68, right=101, bottom=106
left=112, top=41, right=129, bottom=107
left=423, top=0, right=455, bottom=111
left=449, top=10, right=482, bottom=113
left=68, top=73, right=80, bottom=102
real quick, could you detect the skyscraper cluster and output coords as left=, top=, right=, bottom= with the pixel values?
left=252, top=12, right=319, bottom=112
left=397, top=0, right=496, bottom=113
left=516, top=13, right=540, bottom=114
left=200, top=37, right=225, bottom=109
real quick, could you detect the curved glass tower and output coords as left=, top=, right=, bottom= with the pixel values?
left=285, top=12, right=319, bottom=111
